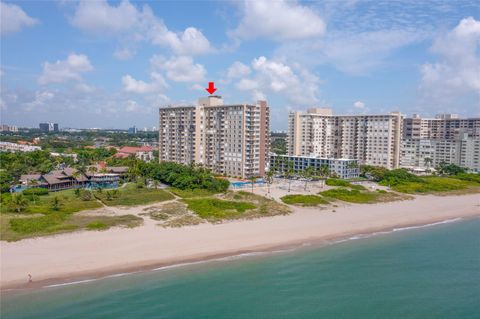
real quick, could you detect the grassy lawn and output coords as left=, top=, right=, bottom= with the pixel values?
left=280, top=194, right=329, bottom=206
left=168, top=188, right=223, bottom=198
left=391, top=177, right=480, bottom=194
left=319, top=188, right=407, bottom=204
left=94, top=184, right=174, bottom=206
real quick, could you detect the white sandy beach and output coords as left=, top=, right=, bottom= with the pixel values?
left=1, top=190, right=480, bottom=290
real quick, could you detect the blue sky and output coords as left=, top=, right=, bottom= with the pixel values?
left=1, top=0, right=479, bottom=130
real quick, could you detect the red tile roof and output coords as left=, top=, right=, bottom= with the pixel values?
left=117, top=146, right=153, bottom=154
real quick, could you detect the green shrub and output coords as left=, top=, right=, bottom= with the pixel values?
left=184, top=198, right=256, bottom=219
left=80, top=190, right=92, bottom=201
left=86, top=221, right=108, bottom=230
left=23, top=188, right=48, bottom=196
left=280, top=194, right=329, bottom=206
left=454, top=173, right=480, bottom=184
left=379, top=169, right=423, bottom=186
left=326, top=179, right=350, bottom=187
left=391, top=177, right=473, bottom=194
left=320, top=188, right=377, bottom=203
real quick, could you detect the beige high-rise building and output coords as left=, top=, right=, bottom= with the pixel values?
left=401, top=114, right=480, bottom=172
left=159, top=96, right=270, bottom=178
left=287, top=108, right=402, bottom=169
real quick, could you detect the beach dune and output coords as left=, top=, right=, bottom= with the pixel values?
left=1, top=193, right=479, bottom=290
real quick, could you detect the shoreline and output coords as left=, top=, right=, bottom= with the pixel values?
left=1, top=193, right=480, bottom=292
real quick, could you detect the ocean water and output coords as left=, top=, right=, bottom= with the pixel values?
left=2, top=218, right=480, bottom=319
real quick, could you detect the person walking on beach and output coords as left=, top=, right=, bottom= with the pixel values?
left=28, top=274, right=32, bottom=283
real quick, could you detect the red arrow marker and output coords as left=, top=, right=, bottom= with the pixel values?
left=205, top=82, right=217, bottom=94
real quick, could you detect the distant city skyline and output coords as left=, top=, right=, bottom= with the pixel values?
left=1, top=0, right=479, bottom=130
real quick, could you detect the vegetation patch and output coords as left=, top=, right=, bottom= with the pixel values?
left=161, top=215, right=205, bottom=228
left=183, top=198, right=256, bottom=220
left=280, top=194, right=329, bottom=207
left=1, top=203, right=142, bottom=241
left=326, top=179, right=366, bottom=190
left=23, top=188, right=49, bottom=196
left=223, top=191, right=291, bottom=217
left=86, top=221, right=108, bottom=230
left=1, top=189, right=102, bottom=215
left=168, top=188, right=222, bottom=198
left=319, top=188, right=406, bottom=204
left=391, top=177, right=478, bottom=194
left=94, top=184, right=174, bottom=206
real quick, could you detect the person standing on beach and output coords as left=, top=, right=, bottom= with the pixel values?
left=28, top=274, right=32, bottom=283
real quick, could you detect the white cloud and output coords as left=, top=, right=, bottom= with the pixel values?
left=113, top=48, right=135, bottom=60
left=231, top=0, right=325, bottom=41
left=0, top=2, right=38, bottom=36
left=75, top=83, right=95, bottom=93
left=38, top=53, right=93, bottom=85
left=122, top=72, right=168, bottom=94
left=149, top=24, right=212, bottom=55
left=354, top=101, right=365, bottom=109
left=235, top=56, right=320, bottom=105
left=277, top=29, right=426, bottom=74
left=227, top=61, right=251, bottom=78
left=71, top=0, right=212, bottom=57
left=23, top=91, right=55, bottom=111
left=71, top=0, right=138, bottom=34
left=125, top=100, right=140, bottom=112
left=151, top=55, right=206, bottom=82
left=420, top=17, right=480, bottom=101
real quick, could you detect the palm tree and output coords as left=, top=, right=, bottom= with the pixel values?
left=10, top=194, right=29, bottom=213
left=27, top=179, right=39, bottom=205
left=317, top=164, right=330, bottom=187
left=51, top=196, right=62, bottom=211
left=88, top=166, right=98, bottom=175
left=285, top=160, right=295, bottom=193
left=265, top=170, right=274, bottom=194
left=71, top=171, right=80, bottom=189
left=301, top=166, right=315, bottom=191
left=248, top=176, right=256, bottom=193
left=424, top=157, right=433, bottom=173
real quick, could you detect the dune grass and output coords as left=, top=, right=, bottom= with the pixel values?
left=94, top=184, right=174, bottom=206
left=319, top=188, right=406, bottom=204
left=280, top=194, right=329, bottom=207
left=223, top=191, right=291, bottom=217
left=2, top=213, right=142, bottom=241
left=1, top=189, right=102, bottom=215
left=326, top=179, right=366, bottom=190
left=183, top=198, right=256, bottom=220
left=391, top=177, right=479, bottom=194
left=168, top=188, right=222, bottom=198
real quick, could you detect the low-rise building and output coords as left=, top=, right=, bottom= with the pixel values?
left=270, top=154, right=359, bottom=179
left=0, top=141, right=42, bottom=152
left=0, top=125, right=18, bottom=132
left=114, top=146, right=154, bottom=162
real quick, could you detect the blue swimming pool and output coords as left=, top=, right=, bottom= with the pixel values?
left=231, top=179, right=265, bottom=188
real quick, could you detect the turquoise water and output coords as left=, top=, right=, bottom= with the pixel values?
left=2, top=218, right=480, bottom=318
